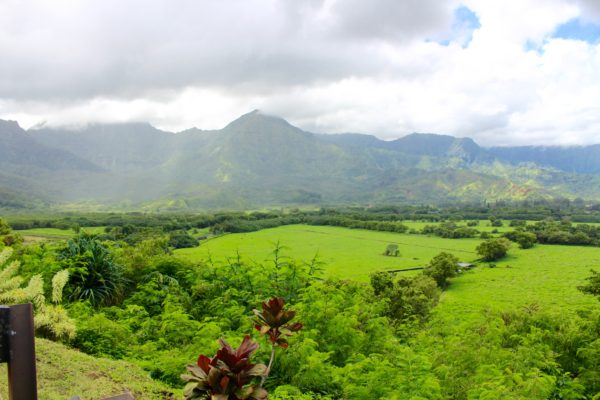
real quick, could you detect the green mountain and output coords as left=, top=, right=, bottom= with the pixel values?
left=1, top=110, right=600, bottom=210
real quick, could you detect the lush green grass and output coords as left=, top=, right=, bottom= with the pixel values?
left=175, top=225, right=481, bottom=280
left=436, top=243, right=599, bottom=321
left=176, top=224, right=599, bottom=313
left=16, top=226, right=105, bottom=241
left=0, top=338, right=177, bottom=400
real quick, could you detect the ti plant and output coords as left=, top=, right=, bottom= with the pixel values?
left=182, top=335, right=268, bottom=400
left=253, top=297, right=303, bottom=386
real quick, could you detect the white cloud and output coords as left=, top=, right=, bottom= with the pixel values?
left=1, top=0, right=600, bottom=146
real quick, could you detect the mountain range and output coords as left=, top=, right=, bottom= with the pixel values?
left=1, top=110, right=600, bottom=210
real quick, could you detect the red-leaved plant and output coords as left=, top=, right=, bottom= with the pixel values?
left=253, top=297, right=303, bottom=348
left=182, top=335, right=267, bottom=400
left=253, top=297, right=303, bottom=385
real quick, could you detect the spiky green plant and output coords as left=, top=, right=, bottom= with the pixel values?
left=58, top=234, right=126, bottom=306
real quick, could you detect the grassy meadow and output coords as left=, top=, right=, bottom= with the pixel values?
left=176, top=224, right=599, bottom=312
left=175, top=225, right=481, bottom=280
left=15, top=226, right=105, bottom=242
left=436, top=244, right=599, bottom=318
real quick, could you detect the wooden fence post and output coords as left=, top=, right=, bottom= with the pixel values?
left=0, top=303, right=38, bottom=400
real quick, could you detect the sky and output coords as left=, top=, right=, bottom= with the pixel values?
left=1, top=0, right=600, bottom=146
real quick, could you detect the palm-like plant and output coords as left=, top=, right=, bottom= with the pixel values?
left=58, top=234, right=126, bottom=306
left=182, top=335, right=267, bottom=400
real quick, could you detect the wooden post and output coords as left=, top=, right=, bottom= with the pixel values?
left=6, top=304, right=38, bottom=400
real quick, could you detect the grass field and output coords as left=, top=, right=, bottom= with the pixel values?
left=176, top=224, right=599, bottom=313
left=436, top=244, right=599, bottom=321
left=15, top=226, right=105, bottom=242
left=175, top=225, right=482, bottom=280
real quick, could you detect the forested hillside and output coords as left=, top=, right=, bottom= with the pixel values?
left=2, top=111, right=600, bottom=210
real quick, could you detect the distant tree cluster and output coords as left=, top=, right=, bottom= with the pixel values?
left=422, top=221, right=479, bottom=238
left=526, top=220, right=600, bottom=246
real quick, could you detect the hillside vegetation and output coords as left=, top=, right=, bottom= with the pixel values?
left=3, top=111, right=600, bottom=209
left=0, top=210, right=599, bottom=399
left=0, top=338, right=177, bottom=399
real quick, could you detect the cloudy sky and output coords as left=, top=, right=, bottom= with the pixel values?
left=1, top=0, right=600, bottom=146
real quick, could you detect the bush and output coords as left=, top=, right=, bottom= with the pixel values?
left=578, top=270, right=600, bottom=300
left=384, top=244, right=399, bottom=257
left=69, top=303, right=133, bottom=358
left=476, top=238, right=511, bottom=261
left=168, top=231, right=198, bottom=249
left=515, top=231, right=537, bottom=249
left=424, top=252, right=459, bottom=289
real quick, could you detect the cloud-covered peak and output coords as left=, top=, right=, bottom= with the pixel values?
left=1, top=0, right=600, bottom=146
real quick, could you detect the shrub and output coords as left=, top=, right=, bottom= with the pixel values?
left=424, top=252, right=459, bottom=289
left=384, top=244, right=399, bottom=257
left=476, top=238, right=511, bottom=261
left=168, top=231, right=199, bottom=249
left=578, top=270, right=600, bottom=300
left=515, top=231, right=537, bottom=249
left=70, top=305, right=133, bottom=358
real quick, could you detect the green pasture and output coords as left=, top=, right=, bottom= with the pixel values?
left=176, top=223, right=599, bottom=313
left=16, top=226, right=105, bottom=241
left=435, top=243, right=600, bottom=321
left=175, top=224, right=481, bottom=280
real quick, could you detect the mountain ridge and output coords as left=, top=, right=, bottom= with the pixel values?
left=2, top=111, right=600, bottom=209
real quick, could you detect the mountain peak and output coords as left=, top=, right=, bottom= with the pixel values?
left=225, top=110, right=292, bottom=131
left=0, top=119, right=23, bottom=134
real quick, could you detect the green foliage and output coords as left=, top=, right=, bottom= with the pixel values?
left=489, top=216, right=504, bottom=227
left=515, top=231, right=537, bottom=249
left=58, top=234, right=126, bottom=306
left=168, top=230, right=199, bottom=249
left=384, top=244, right=399, bottom=257
left=476, top=238, right=512, bottom=261
left=0, top=247, right=75, bottom=340
left=0, top=218, right=11, bottom=236
left=424, top=252, right=459, bottom=289
left=526, top=220, right=600, bottom=246
left=421, top=307, right=600, bottom=399
left=370, top=272, right=440, bottom=325
left=422, top=222, right=479, bottom=238
left=4, top=211, right=600, bottom=399
left=0, top=217, right=23, bottom=247
left=68, top=302, right=133, bottom=358
left=578, top=270, right=600, bottom=300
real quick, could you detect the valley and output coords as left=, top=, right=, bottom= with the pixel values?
left=1, top=207, right=598, bottom=398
